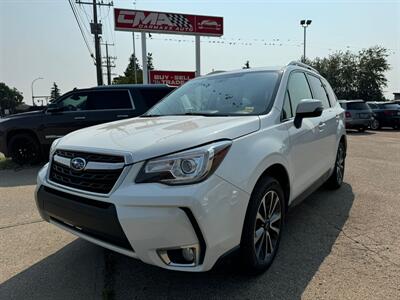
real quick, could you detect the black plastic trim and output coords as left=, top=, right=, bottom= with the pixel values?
left=179, top=207, right=207, bottom=264
left=38, top=186, right=133, bottom=251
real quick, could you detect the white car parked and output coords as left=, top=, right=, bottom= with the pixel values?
left=35, top=61, right=346, bottom=273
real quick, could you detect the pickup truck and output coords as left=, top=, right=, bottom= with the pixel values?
left=0, top=84, right=174, bottom=163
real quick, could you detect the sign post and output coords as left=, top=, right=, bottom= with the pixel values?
left=141, top=32, right=148, bottom=84
left=114, top=8, right=223, bottom=81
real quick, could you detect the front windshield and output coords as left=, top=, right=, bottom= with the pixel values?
left=145, top=71, right=280, bottom=116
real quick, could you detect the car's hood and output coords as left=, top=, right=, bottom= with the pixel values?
left=0, top=110, right=44, bottom=122
left=58, top=115, right=260, bottom=162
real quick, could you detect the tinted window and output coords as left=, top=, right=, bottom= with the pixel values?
left=86, top=90, right=132, bottom=110
left=307, top=75, right=330, bottom=108
left=58, top=92, right=88, bottom=111
left=383, top=103, right=400, bottom=109
left=282, top=91, right=293, bottom=120
left=138, top=88, right=174, bottom=109
left=287, top=72, right=312, bottom=113
left=146, top=71, right=280, bottom=116
left=367, top=103, right=377, bottom=109
left=347, top=102, right=370, bottom=110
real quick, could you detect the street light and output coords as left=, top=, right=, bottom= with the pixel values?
left=300, top=19, right=312, bottom=62
left=31, top=77, right=43, bottom=106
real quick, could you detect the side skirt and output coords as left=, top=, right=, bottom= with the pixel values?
left=288, top=170, right=331, bottom=210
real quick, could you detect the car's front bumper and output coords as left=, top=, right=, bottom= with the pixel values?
left=35, top=163, right=250, bottom=272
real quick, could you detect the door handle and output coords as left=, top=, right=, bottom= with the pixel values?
left=74, top=116, right=86, bottom=120
left=318, top=122, right=326, bottom=130
left=117, top=115, right=129, bottom=118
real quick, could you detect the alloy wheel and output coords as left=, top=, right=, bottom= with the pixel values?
left=254, top=190, right=282, bottom=263
left=336, top=145, right=345, bottom=184
left=371, top=119, right=379, bottom=130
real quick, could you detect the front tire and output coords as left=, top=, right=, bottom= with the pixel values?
left=8, top=133, right=42, bottom=164
left=326, top=142, right=346, bottom=189
left=240, top=176, right=285, bottom=274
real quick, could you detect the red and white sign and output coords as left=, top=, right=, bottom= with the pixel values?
left=114, top=8, right=223, bottom=36
left=149, top=70, right=195, bottom=86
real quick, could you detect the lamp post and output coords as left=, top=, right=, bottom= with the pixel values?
left=300, top=19, right=312, bottom=62
left=31, top=77, right=43, bottom=106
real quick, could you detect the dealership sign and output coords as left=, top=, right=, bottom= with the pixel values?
left=149, top=70, right=195, bottom=86
left=114, top=8, right=223, bottom=36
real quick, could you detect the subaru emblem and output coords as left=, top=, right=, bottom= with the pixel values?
left=70, top=157, right=86, bottom=171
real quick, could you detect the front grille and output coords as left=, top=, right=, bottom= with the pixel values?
left=49, top=150, right=125, bottom=194
left=55, top=149, right=124, bottom=163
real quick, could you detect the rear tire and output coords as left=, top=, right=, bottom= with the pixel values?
left=8, top=133, right=42, bottom=164
left=370, top=119, right=380, bottom=130
left=239, top=176, right=285, bottom=275
left=326, top=142, right=346, bottom=190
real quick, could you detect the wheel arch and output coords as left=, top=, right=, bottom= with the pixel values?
left=7, top=128, right=40, bottom=146
left=251, top=163, right=291, bottom=212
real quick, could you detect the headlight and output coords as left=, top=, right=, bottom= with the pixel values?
left=135, top=140, right=232, bottom=185
left=49, top=138, right=61, bottom=159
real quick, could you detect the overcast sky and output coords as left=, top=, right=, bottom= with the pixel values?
left=1, top=0, right=399, bottom=104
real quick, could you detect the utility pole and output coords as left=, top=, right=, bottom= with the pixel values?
left=76, top=0, right=113, bottom=85
left=92, top=0, right=102, bottom=85
left=101, top=42, right=116, bottom=85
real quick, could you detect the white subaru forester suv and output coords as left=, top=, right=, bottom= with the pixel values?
left=35, top=61, right=346, bottom=273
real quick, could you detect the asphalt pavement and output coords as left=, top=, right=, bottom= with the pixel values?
left=0, top=130, right=399, bottom=299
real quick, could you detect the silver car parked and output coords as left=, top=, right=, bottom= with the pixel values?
left=339, top=100, right=373, bottom=132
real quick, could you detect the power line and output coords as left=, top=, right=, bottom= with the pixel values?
left=68, top=0, right=95, bottom=63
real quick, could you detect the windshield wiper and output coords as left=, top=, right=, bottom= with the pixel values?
left=139, top=114, right=162, bottom=118
left=178, top=112, right=230, bottom=117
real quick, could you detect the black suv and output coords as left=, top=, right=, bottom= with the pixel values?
left=0, top=84, right=174, bottom=163
left=367, top=102, right=400, bottom=130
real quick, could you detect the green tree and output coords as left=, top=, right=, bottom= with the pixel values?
left=113, top=54, right=143, bottom=84
left=147, top=52, right=154, bottom=71
left=113, top=52, right=155, bottom=84
left=50, top=82, right=61, bottom=101
left=308, top=46, right=389, bottom=101
left=357, top=46, right=389, bottom=101
left=0, top=82, right=24, bottom=114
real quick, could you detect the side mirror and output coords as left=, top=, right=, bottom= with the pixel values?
left=294, top=99, right=323, bottom=128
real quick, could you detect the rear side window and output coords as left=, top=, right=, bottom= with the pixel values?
left=368, top=103, right=377, bottom=109
left=86, top=90, right=133, bottom=110
left=347, top=102, right=370, bottom=110
left=138, top=88, right=174, bottom=109
left=287, top=72, right=313, bottom=113
left=307, top=75, right=330, bottom=109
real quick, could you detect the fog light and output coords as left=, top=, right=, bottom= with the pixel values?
left=157, top=244, right=199, bottom=267
left=182, top=247, right=195, bottom=262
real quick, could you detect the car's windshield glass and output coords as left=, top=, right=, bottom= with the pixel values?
left=145, top=71, right=279, bottom=116
left=347, top=102, right=370, bottom=110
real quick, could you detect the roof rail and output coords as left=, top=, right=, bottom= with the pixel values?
left=287, top=61, right=319, bottom=74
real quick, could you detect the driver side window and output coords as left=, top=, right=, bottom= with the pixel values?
left=58, top=92, right=88, bottom=111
